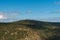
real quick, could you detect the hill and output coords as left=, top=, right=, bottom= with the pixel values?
left=0, top=20, right=60, bottom=40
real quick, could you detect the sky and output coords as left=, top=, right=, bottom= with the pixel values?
left=0, top=0, right=60, bottom=22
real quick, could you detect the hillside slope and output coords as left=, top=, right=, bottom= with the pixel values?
left=0, top=20, right=60, bottom=40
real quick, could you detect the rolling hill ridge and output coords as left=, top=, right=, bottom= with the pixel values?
left=0, top=20, right=60, bottom=40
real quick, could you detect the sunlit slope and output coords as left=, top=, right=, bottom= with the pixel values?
left=0, top=20, right=60, bottom=40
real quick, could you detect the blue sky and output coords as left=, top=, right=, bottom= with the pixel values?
left=0, top=0, right=60, bottom=22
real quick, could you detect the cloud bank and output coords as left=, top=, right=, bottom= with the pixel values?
left=0, top=15, right=7, bottom=19
left=0, top=11, right=20, bottom=22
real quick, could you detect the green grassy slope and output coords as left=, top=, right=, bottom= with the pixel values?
left=0, top=20, right=60, bottom=40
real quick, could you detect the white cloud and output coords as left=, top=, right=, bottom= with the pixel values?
left=0, top=11, right=19, bottom=19
left=54, top=1, right=60, bottom=4
left=50, top=10, right=60, bottom=14
left=0, top=11, right=20, bottom=22
left=42, top=17, right=60, bottom=22
left=0, top=12, right=8, bottom=20
left=56, top=10, right=60, bottom=12
left=0, top=15, right=7, bottom=19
